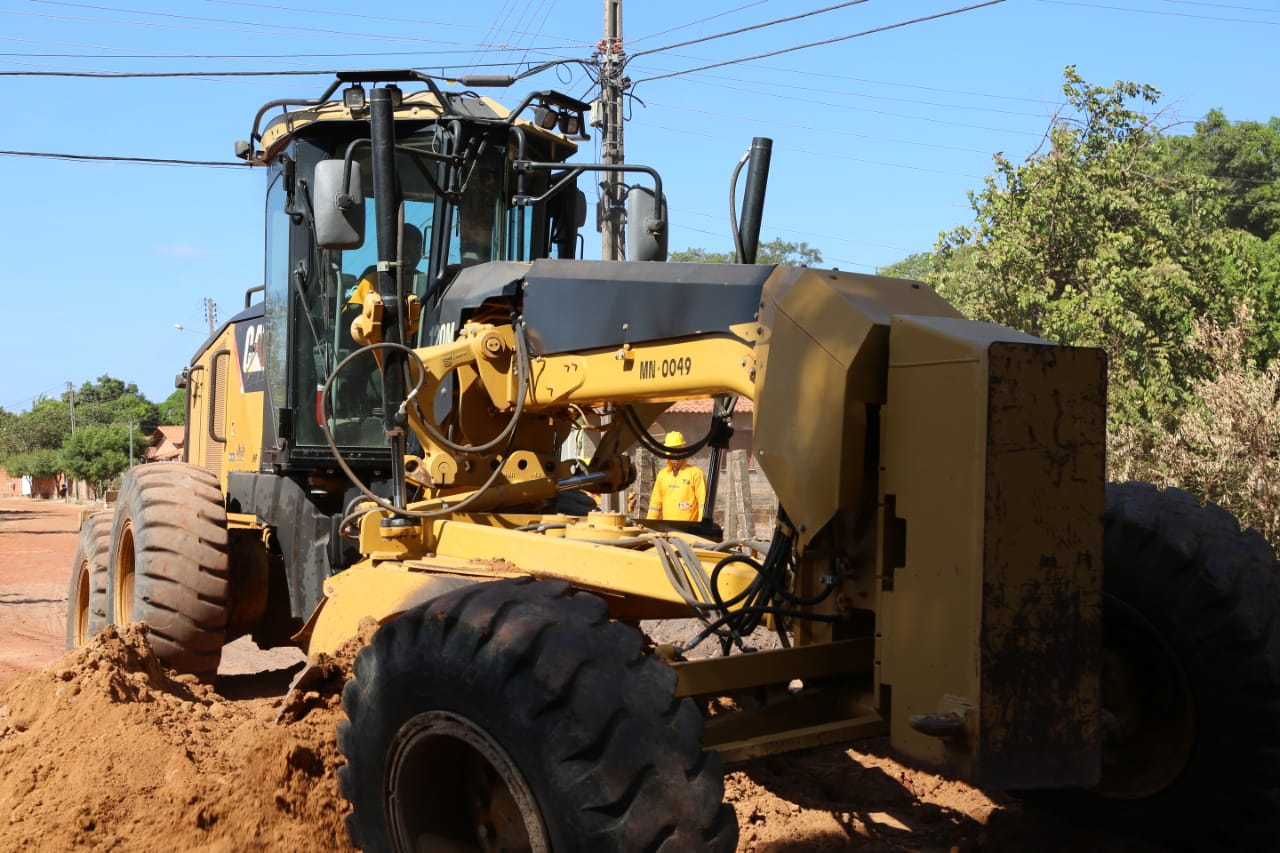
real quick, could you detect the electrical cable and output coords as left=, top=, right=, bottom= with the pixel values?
left=0, top=54, right=594, bottom=79
left=627, top=1, right=772, bottom=47
left=628, top=0, right=872, bottom=61
left=1034, top=0, right=1280, bottom=25
left=632, top=1, right=1007, bottom=86
left=21, top=0, right=585, bottom=48
left=728, top=147, right=751, bottom=263
left=208, top=0, right=587, bottom=43
left=0, top=149, right=244, bottom=167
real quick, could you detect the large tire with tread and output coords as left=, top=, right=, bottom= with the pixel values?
left=105, top=462, right=230, bottom=679
left=338, top=577, right=737, bottom=853
left=1046, top=482, right=1280, bottom=851
left=65, top=511, right=112, bottom=648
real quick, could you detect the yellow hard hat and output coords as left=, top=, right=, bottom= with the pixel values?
left=663, top=431, right=685, bottom=448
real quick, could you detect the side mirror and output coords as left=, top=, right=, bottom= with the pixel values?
left=626, top=185, right=668, bottom=262
left=551, top=188, right=588, bottom=259
left=313, top=159, right=365, bottom=249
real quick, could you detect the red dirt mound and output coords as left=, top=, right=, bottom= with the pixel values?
left=0, top=624, right=353, bottom=853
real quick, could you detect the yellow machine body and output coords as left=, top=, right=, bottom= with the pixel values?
left=173, top=74, right=1108, bottom=794
left=182, top=313, right=268, bottom=491
left=284, top=264, right=1107, bottom=788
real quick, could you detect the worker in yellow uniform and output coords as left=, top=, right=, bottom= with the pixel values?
left=646, top=431, right=707, bottom=521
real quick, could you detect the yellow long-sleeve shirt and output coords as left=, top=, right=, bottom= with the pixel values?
left=646, top=463, right=707, bottom=521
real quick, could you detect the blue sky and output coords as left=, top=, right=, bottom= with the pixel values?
left=1, top=0, right=1273, bottom=411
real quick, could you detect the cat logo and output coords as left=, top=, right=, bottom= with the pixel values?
left=235, top=321, right=268, bottom=394
left=242, top=323, right=264, bottom=373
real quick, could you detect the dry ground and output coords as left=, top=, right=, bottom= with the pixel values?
left=0, top=496, right=1161, bottom=852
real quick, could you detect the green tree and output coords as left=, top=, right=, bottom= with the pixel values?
left=934, top=67, right=1264, bottom=430
left=73, top=375, right=138, bottom=405
left=60, top=425, right=141, bottom=495
left=73, top=375, right=159, bottom=431
left=669, top=238, right=823, bottom=266
left=4, top=448, right=63, bottom=479
left=0, top=407, right=19, bottom=460
left=878, top=251, right=937, bottom=281
left=8, top=397, right=72, bottom=454
left=1171, top=110, right=1280, bottom=241
left=158, top=388, right=187, bottom=425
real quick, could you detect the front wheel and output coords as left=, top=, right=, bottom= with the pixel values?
left=338, top=577, right=737, bottom=853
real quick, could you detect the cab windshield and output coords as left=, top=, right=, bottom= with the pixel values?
left=288, top=129, right=506, bottom=451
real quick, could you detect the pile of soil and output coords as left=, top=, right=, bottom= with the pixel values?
left=0, top=624, right=353, bottom=853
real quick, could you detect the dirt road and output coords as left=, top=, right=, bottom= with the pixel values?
left=0, top=497, right=1161, bottom=852
left=0, top=498, right=77, bottom=686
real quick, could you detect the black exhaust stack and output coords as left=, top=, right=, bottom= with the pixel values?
left=737, top=137, right=772, bottom=264
left=369, top=85, right=411, bottom=518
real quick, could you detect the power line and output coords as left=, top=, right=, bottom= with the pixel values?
left=1156, top=0, right=1280, bottom=12
left=0, top=67, right=340, bottom=77
left=640, top=121, right=986, bottom=178
left=0, top=54, right=592, bottom=78
left=12, top=2, right=587, bottom=48
left=3, top=384, right=68, bottom=412
left=642, top=99, right=1004, bottom=154
left=0, top=31, right=586, bottom=60
left=632, top=1, right=1007, bottom=85
left=0, top=149, right=246, bottom=168
left=206, top=0, right=582, bottom=42
left=632, top=73, right=1044, bottom=138
left=0, top=49, right=526, bottom=59
left=630, top=61, right=1057, bottom=120
left=469, top=0, right=525, bottom=69
left=516, top=0, right=560, bottom=69
left=628, top=1, right=773, bottom=46
left=705, top=63, right=1065, bottom=106
left=1034, top=0, right=1280, bottom=24
left=673, top=205, right=919, bottom=253
left=629, top=0, right=873, bottom=60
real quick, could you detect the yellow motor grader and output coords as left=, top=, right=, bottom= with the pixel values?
left=66, top=70, right=1280, bottom=852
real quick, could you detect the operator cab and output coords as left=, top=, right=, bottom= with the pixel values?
left=248, top=74, right=584, bottom=474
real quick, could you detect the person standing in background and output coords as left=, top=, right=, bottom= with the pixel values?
left=646, top=431, right=707, bottom=521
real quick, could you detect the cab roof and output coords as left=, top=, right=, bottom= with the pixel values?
left=251, top=82, right=580, bottom=166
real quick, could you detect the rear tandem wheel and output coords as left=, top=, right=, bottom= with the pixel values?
left=104, top=462, right=231, bottom=680
left=65, top=511, right=112, bottom=648
left=1043, top=482, right=1280, bottom=851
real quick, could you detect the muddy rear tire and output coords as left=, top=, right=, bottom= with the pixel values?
left=338, top=577, right=737, bottom=853
left=1041, top=482, right=1280, bottom=850
left=65, top=511, right=112, bottom=648
left=105, top=463, right=230, bottom=679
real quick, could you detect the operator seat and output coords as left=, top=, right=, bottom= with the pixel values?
left=331, top=223, right=424, bottom=444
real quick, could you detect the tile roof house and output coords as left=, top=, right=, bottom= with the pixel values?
left=144, top=426, right=185, bottom=463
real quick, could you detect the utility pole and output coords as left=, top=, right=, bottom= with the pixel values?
left=595, top=0, right=628, bottom=512
left=66, top=380, right=76, bottom=501
left=597, top=0, right=626, bottom=260
left=204, top=297, right=218, bottom=335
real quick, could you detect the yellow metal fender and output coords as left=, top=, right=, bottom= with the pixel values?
left=303, top=563, right=477, bottom=656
